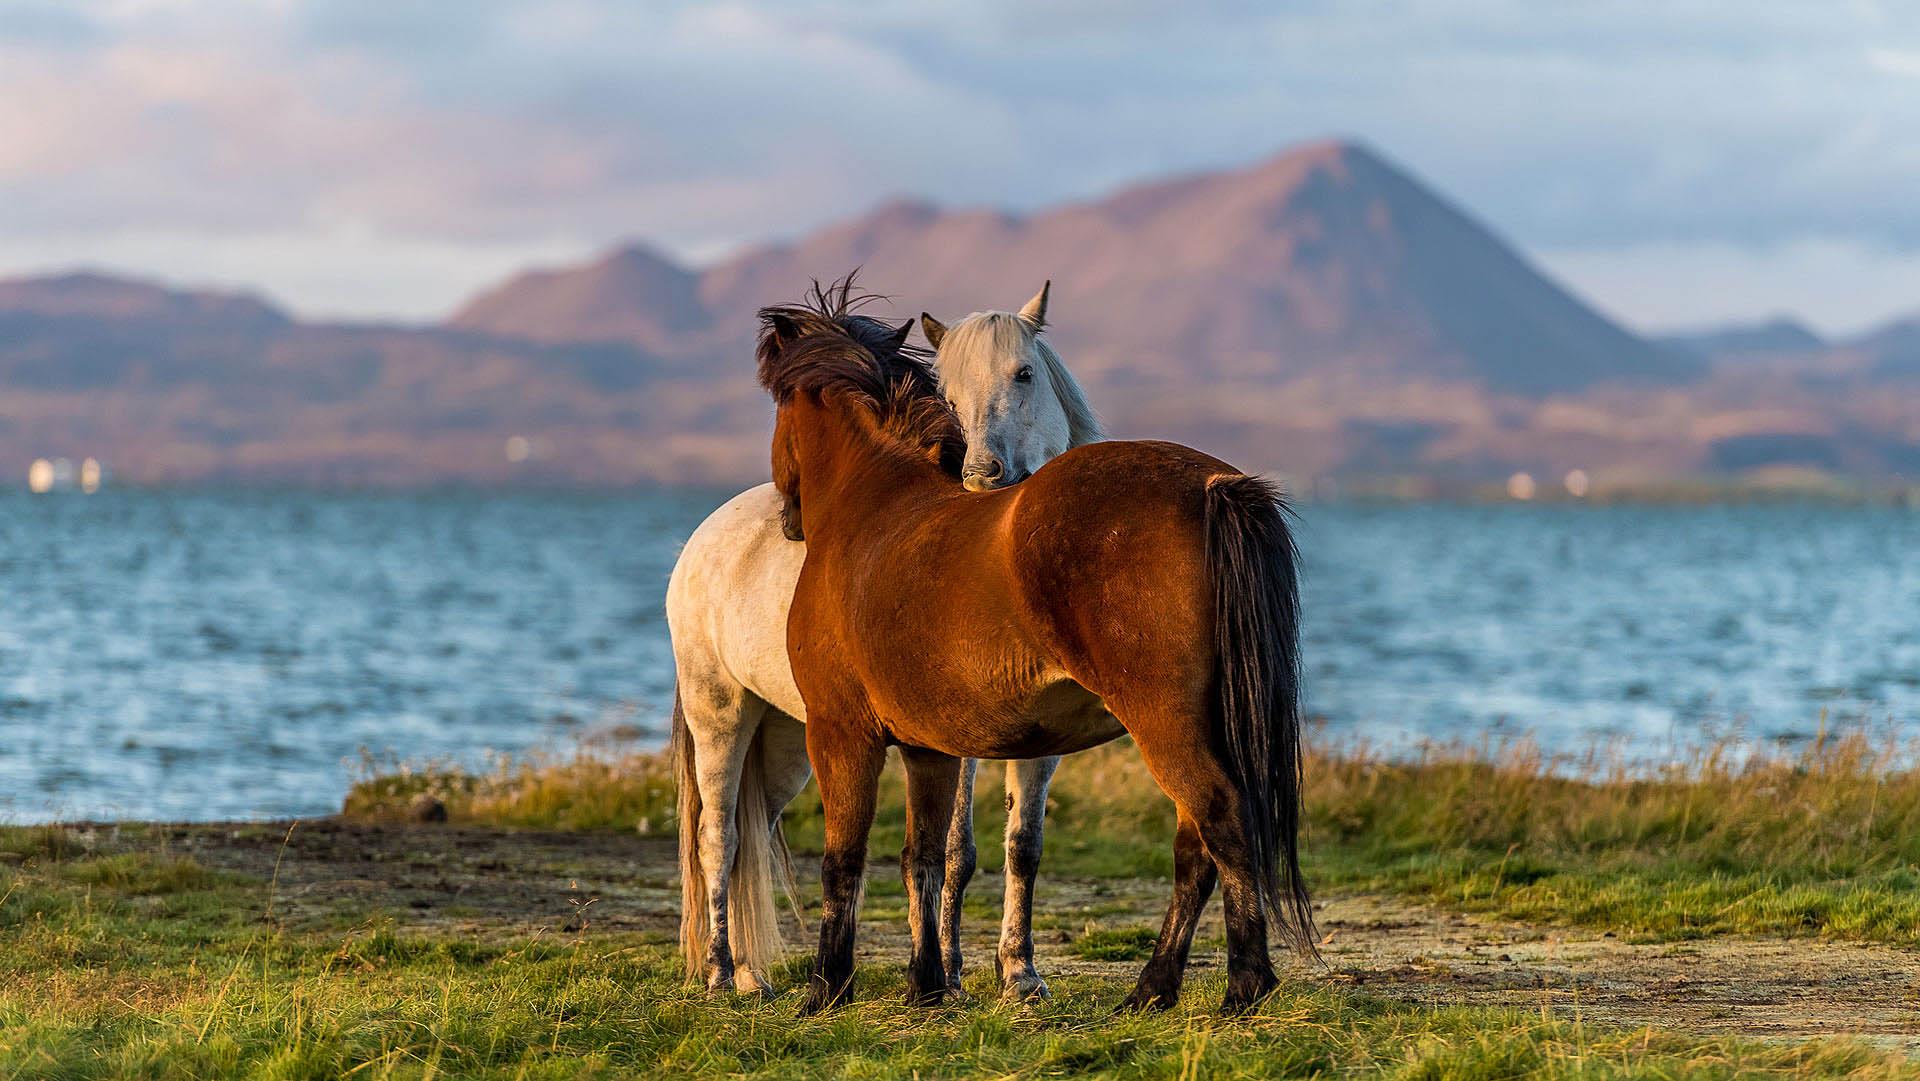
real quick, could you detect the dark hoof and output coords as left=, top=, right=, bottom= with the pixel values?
left=1002, top=972, right=1051, bottom=1002
left=1116, top=989, right=1177, bottom=1014
left=800, top=978, right=849, bottom=1016
left=799, top=989, right=837, bottom=1016
left=1221, top=972, right=1281, bottom=1014
left=903, top=980, right=947, bottom=1007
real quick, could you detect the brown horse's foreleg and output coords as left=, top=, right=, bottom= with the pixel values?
left=801, top=729, right=885, bottom=1015
left=996, top=754, right=1060, bottom=1000
left=1118, top=808, right=1216, bottom=1011
left=901, top=746, right=964, bottom=1005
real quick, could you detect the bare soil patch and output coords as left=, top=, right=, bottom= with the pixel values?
left=108, top=819, right=1920, bottom=1050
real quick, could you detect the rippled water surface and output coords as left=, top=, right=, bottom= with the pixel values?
left=4, top=491, right=1917, bottom=821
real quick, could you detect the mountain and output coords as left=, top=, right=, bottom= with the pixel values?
left=449, top=244, right=709, bottom=351
left=4, top=140, right=1916, bottom=487
left=1657, top=317, right=1826, bottom=362
left=0, top=270, right=290, bottom=329
left=477, top=142, right=1692, bottom=397
left=0, top=272, right=764, bottom=485
left=1848, top=318, right=1920, bottom=379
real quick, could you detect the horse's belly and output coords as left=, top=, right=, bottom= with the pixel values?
left=903, top=678, right=1124, bottom=760
left=1008, top=700, right=1126, bottom=758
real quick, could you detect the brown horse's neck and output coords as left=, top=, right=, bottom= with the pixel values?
left=792, top=396, right=947, bottom=542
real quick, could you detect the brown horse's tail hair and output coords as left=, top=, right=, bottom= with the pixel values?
left=1204, top=473, right=1317, bottom=958
left=675, top=689, right=800, bottom=986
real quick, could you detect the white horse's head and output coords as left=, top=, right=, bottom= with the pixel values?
left=921, top=282, right=1104, bottom=492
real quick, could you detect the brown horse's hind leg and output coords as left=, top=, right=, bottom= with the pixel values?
left=801, top=727, right=886, bottom=1015
left=1198, top=807, right=1280, bottom=1011
left=1119, top=809, right=1216, bottom=1011
left=900, top=747, right=964, bottom=1005
left=1127, top=733, right=1280, bottom=1013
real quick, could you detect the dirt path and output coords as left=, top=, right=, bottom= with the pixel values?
left=113, top=819, right=1920, bottom=1050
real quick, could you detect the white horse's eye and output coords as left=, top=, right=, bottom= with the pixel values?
left=1013, top=366, right=1034, bottom=383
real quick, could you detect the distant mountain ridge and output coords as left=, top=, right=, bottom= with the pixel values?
left=0, top=271, right=289, bottom=328
left=450, top=244, right=710, bottom=351
left=1658, top=317, right=1827, bottom=361
left=471, top=141, right=1693, bottom=395
left=4, top=140, right=1918, bottom=487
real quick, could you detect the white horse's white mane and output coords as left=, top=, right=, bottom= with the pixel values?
left=937, top=311, right=1105, bottom=447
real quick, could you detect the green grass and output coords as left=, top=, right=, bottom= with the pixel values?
left=0, top=844, right=1910, bottom=1079
left=1306, top=731, right=1920, bottom=944
left=1071, top=927, right=1160, bottom=962
left=347, top=729, right=1920, bottom=945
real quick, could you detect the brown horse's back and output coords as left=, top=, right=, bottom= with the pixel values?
left=1002, top=439, right=1239, bottom=707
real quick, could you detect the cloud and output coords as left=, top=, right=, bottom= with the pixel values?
left=1867, top=47, right=1920, bottom=78
left=0, top=1, right=1917, bottom=326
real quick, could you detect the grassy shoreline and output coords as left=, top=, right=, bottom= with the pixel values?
left=346, top=731, right=1920, bottom=946
left=8, top=736, right=1920, bottom=1078
left=3, top=819, right=1915, bottom=1079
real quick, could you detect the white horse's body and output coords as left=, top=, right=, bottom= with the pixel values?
left=672, top=484, right=809, bottom=723
left=670, top=283, right=1103, bottom=997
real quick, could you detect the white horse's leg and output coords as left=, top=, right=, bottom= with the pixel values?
left=684, top=675, right=768, bottom=993
left=997, top=755, right=1061, bottom=1000
left=937, top=757, right=980, bottom=990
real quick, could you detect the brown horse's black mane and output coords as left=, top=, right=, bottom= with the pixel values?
left=756, top=275, right=963, bottom=469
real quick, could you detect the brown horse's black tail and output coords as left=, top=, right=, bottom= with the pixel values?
left=1205, top=473, right=1316, bottom=957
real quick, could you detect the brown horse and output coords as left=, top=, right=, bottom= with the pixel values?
left=759, top=282, right=1313, bottom=1014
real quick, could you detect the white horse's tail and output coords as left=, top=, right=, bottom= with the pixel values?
left=674, top=688, right=798, bottom=985
left=731, top=728, right=798, bottom=984
left=674, top=688, right=708, bottom=980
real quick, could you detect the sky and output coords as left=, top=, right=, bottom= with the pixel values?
left=2, top=1, right=1918, bottom=336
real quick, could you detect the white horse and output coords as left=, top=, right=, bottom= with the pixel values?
left=668, top=282, right=1104, bottom=998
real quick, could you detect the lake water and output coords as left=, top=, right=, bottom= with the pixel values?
left=4, top=491, right=1917, bottom=822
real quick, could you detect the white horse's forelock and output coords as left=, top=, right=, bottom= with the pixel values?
left=937, top=312, right=1105, bottom=448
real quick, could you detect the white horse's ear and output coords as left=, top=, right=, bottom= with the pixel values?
left=920, top=312, right=948, bottom=350
left=1018, top=281, right=1050, bottom=329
